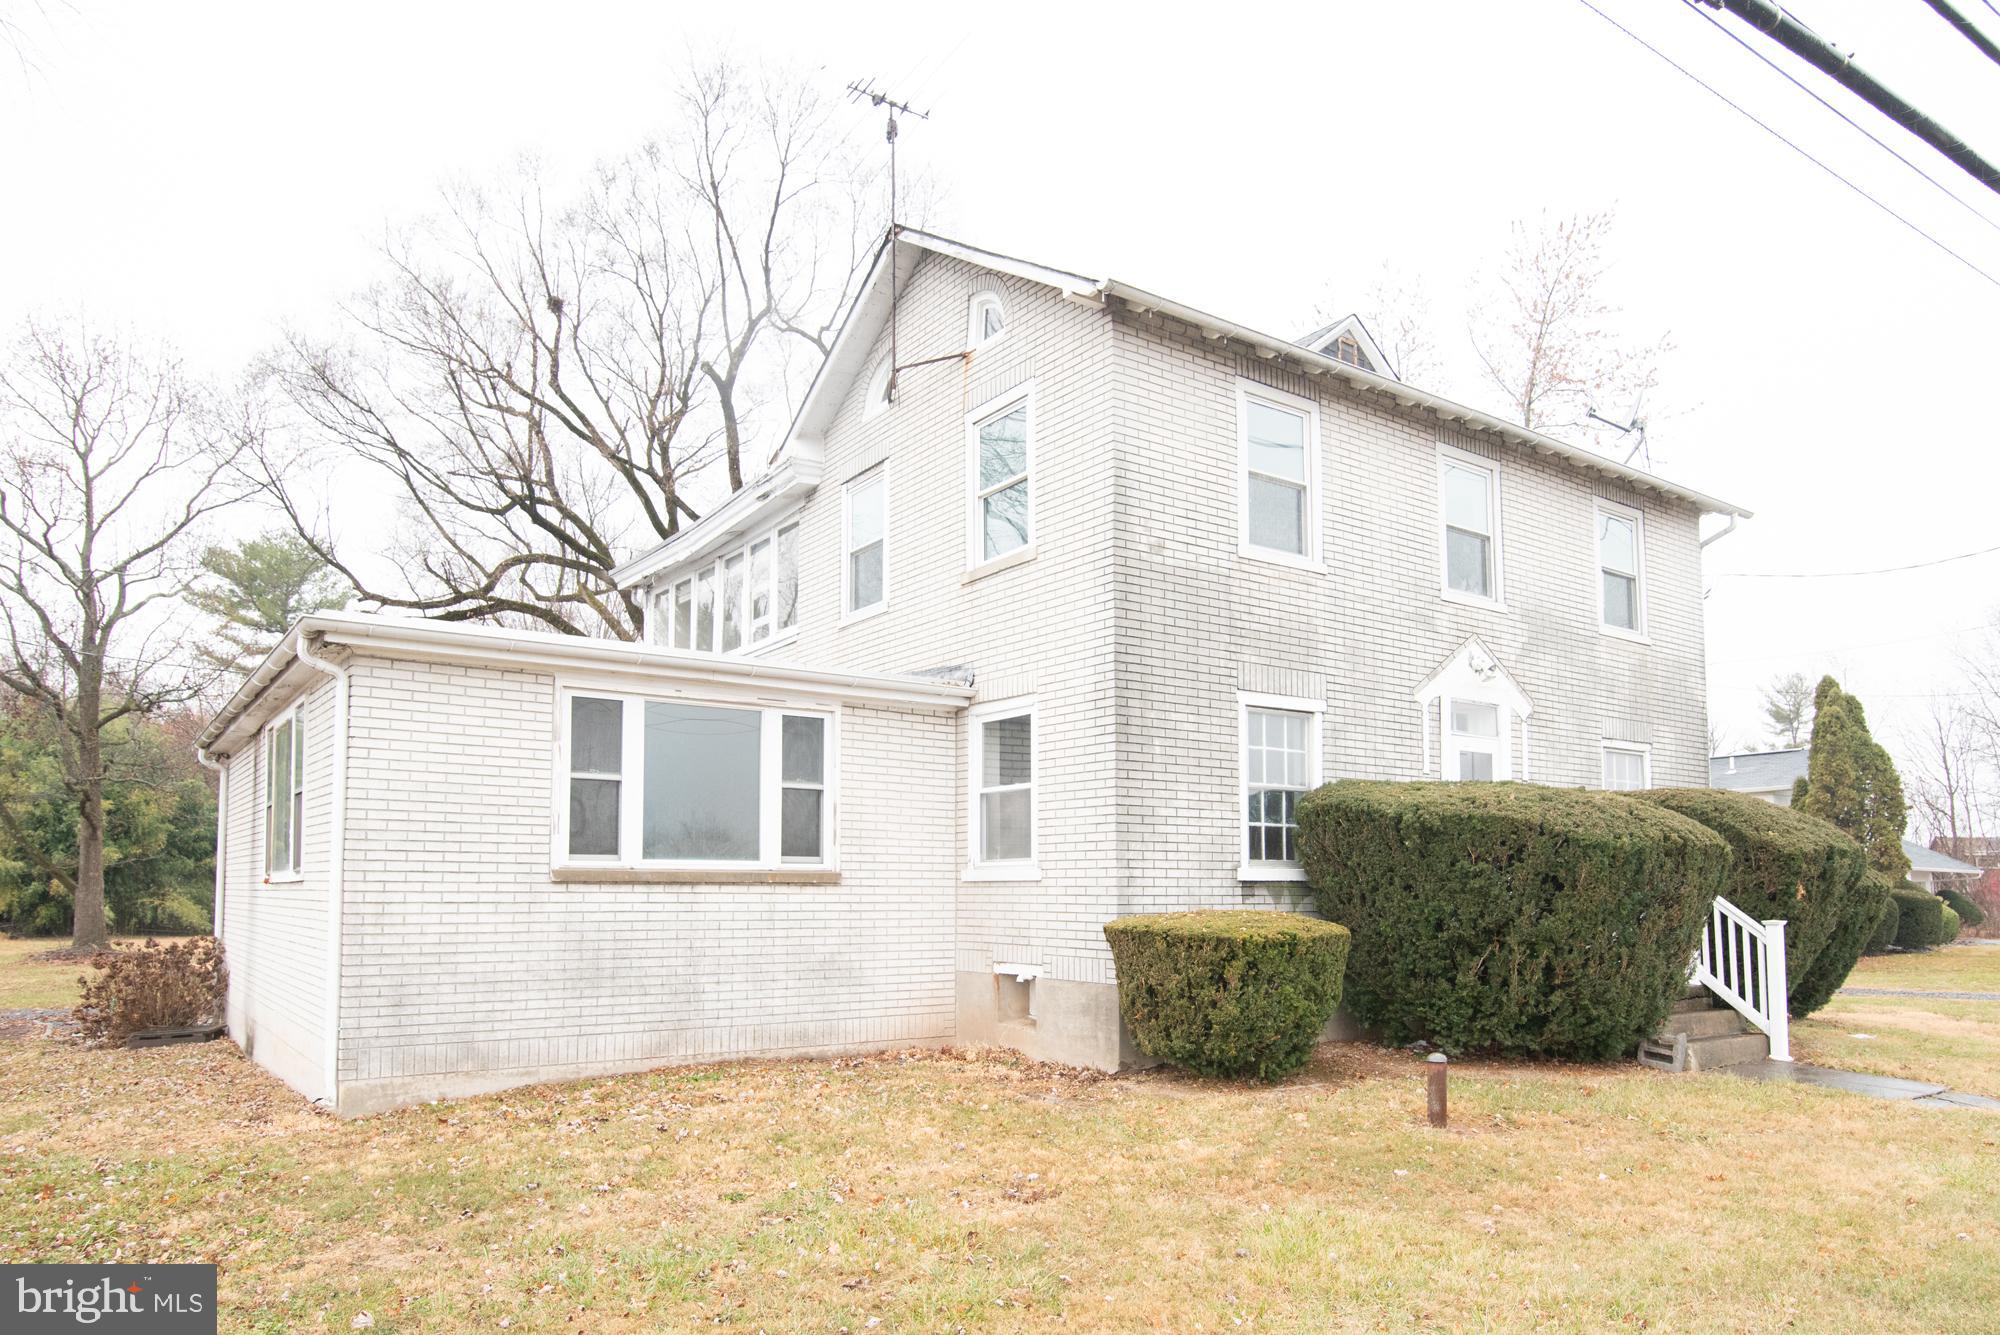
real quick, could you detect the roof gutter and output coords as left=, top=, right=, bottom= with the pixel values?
left=1094, top=279, right=1753, bottom=519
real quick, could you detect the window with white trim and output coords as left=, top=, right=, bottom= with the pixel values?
left=1241, top=695, right=1321, bottom=877
left=969, top=291, right=1006, bottom=347
left=560, top=691, right=832, bottom=868
left=1602, top=744, right=1650, bottom=791
left=1596, top=501, right=1644, bottom=635
left=1440, top=451, right=1500, bottom=602
left=864, top=359, right=893, bottom=420
left=264, top=707, right=305, bottom=877
left=1447, top=698, right=1502, bottom=781
left=665, top=520, right=800, bottom=653
left=970, top=704, right=1035, bottom=868
left=845, top=469, right=887, bottom=615
left=1239, top=382, right=1317, bottom=562
left=970, top=391, right=1032, bottom=564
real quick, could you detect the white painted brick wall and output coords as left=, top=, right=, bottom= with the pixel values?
left=333, top=654, right=958, bottom=1111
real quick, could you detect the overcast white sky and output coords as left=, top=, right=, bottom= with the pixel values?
left=6, top=0, right=1998, bottom=772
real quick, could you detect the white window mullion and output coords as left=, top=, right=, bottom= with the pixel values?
left=760, top=712, right=782, bottom=864
left=620, top=695, right=643, bottom=864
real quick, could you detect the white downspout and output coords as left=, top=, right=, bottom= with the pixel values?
left=196, top=751, right=226, bottom=942
left=295, top=633, right=350, bottom=1113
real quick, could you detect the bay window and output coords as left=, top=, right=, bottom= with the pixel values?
left=264, top=707, right=306, bottom=877
left=1238, top=381, right=1318, bottom=564
left=663, top=520, right=801, bottom=653
left=1596, top=500, right=1645, bottom=636
left=560, top=690, right=832, bottom=869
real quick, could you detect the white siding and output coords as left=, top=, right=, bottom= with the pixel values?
left=218, top=674, right=335, bottom=1103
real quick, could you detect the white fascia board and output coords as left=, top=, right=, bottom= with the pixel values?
left=609, top=453, right=823, bottom=590
left=1100, top=280, right=1751, bottom=520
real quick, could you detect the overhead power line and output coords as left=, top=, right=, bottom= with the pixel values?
left=1920, top=0, right=2000, bottom=71
left=1681, top=0, right=2000, bottom=236
left=1704, top=0, right=2000, bottom=197
left=1715, top=541, right=2000, bottom=578
left=1575, top=0, right=2000, bottom=288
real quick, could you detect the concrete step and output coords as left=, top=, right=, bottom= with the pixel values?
left=1671, top=994, right=1721, bottom=1015
left=1656, top=1006, right=1751, bottom=1041
left=1685, top=1030, right=1770, bottom=1072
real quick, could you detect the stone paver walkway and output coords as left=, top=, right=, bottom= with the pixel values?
left=1839, top=987, right=2000, bottom=1001
left=1727, top=1059, right=2000, bottom=1109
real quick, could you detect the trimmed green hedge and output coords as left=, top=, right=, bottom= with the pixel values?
left=1630, top=789, right=1870, bottom=1018
left=1891, top=887, right=1953, bottom=950
left=1940, top=905, right=1963, bottom=943
left=1864, top=884, right=1901, bottom=954
left=1103, top=910, right=1351, bottom=1081
left=1296, top=781, right=1728, bottom=1059
left=1940, top=886, right=1985, bottom=929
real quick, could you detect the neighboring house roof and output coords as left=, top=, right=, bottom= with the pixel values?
left=195, top=611, right=976, bottom=760
left=1709, top=749, right=1808, bottom=794
left=1904, top=839, right=1983, bottom=876
left=616, top=229, right=1751, bottom=591
left=1293, top=314, right=1396, bottom=380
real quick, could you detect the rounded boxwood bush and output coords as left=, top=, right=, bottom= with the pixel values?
left=1891, top=887, right=1950, bottom=950
left=1631, top=789, right=1870, bottom=1018
left=1103, top=910, right=1350, bottom=1081
left=1863, top=881, right=1901, bottom=954
left=1939, top=904, right=1963, bottom=943
left=1940, top=886, right=1985, bottom=929
left=1296, top=781, right=1728, bottom=1060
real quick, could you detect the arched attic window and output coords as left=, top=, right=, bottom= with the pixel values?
left=1414, top=637, right=1535, bottom=782
left=863, top=358, right=893, bottom=421
left=968, top=290, right=1006, bottom=348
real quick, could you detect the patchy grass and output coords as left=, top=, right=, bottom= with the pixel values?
left=0, top=1034, right=1996, bottom=1333
left=1845, top=942, right=2000, bottom=993
left=0, top=937, right=195, bottom=1012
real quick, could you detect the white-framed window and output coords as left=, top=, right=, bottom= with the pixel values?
left=1239, top=691, right=1323, bottom=882
left=264, top=706, right=305, bottom=878
left=557, top=689, right=834, bottom=869
left=1439, top=446, right=1502, bottom=605
left=968, top=290, right=1006, bottom=348
left=1602, top=743, right=1651, bottom=792
left=665, top=520, right=799, bottom=654
left=1446, top=697, right=1504, bottom=780
left=968, top=387, right=1033, bottom=567
left=1237, top=380, right=1320, bottom=566
left=864, top=358, right=893, bottom=420
left=1595, top=500, right=1645, bottom=638
left=968, top=699, right=1037, bottom=877
left=844, top=467, right=888, bottom=617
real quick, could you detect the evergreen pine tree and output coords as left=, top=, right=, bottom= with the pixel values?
left=187, top=532, right=351, bottom=677
left=1797, top=676, right=1911, bottom=879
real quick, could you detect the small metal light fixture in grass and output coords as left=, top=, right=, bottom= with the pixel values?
left=1426, top=1052, right=1448, bottom=1127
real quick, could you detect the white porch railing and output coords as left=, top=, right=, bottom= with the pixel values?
left=1693, top=895, right=1792, bottom=1062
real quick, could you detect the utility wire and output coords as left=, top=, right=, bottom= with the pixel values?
left=1715, top=541, right=2000, bottom=578
left=1575, top=0, right=2000, bottom=289
left=1682, top=0, right=2000, bottom=235
left=1920, top=0, right=2000, bottom=71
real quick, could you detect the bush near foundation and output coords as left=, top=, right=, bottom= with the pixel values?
left=1938, top=905, right=1962, bottom=944
left=1630, top=789, right=1871, bottom=1018
left=73, top=937, right=227, bottom=1047
left=1890, top=888, right=1954, bottom=951
left=1938, top=886, right=1984, bottom=930
left=1103, top=910, right=1350, bottom=1081
left=1297, top=781, right=1728, bottom=1060
left=1863, top=882, right=1902, bottom=954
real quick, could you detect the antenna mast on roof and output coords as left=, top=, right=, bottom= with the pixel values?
left=846, top=80, right=929, bottom=401
left=1586, top=397, right=1651, bottom=470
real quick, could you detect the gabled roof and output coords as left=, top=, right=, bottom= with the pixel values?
left=1709, top=749, right=1808, bottom=794
left=619, top=227, right=1751, bottom=588
left=1904, top=838, right=1982, bottom=877
left=1413, top=636, right=1535, bottom=717
left=1294, top=314, right=1396, bottom=380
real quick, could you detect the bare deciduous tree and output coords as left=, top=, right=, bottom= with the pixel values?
left=1761, top=671, right=1815, bottom=748
left=1907, top=696, right=1990, bottom=849
left=0, top=322, right=250, bottom=950
left=1469, top=210, right=1664, bottom=437
left=257, top=56, right=881, bottom=640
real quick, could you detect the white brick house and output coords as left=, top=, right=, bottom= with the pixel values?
left=199, top=230, right=1749, bottom=1113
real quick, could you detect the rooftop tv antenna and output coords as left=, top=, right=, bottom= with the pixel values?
left=845, top=80, right=930, bottom=401
left=1586, top=395, right=1651, bottom=470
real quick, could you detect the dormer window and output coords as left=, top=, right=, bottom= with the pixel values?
left=1331, top=334, right=1364, bottom=368
left=969, top=291, right=1006, bottom=348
